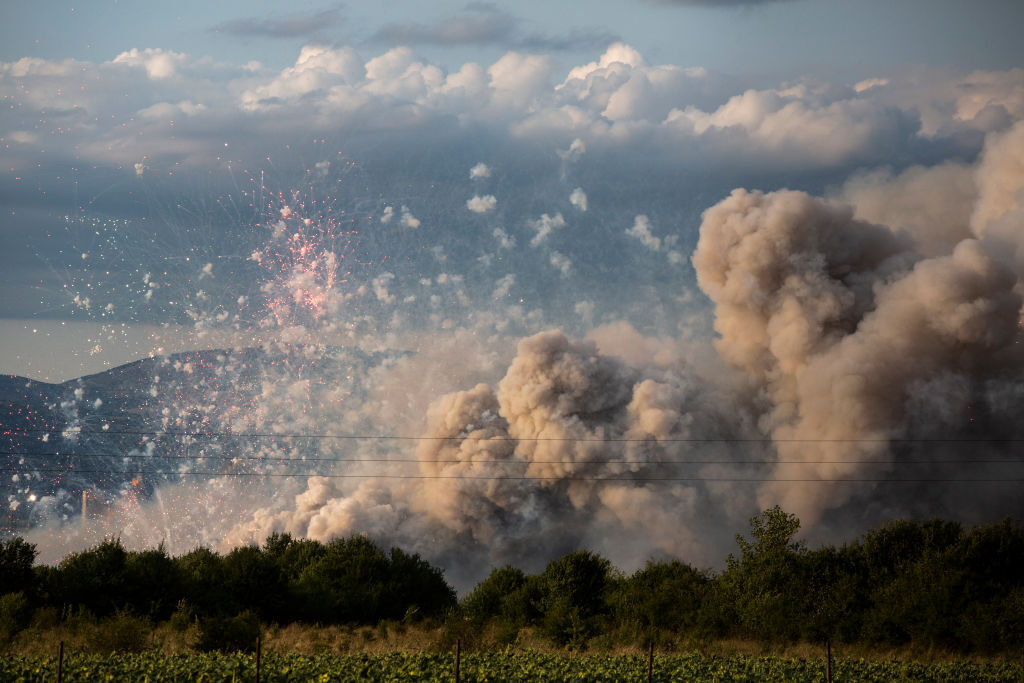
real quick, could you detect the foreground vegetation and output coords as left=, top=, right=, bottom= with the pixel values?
left=2, top=507, right=1023, bottom=658
left=1, top=650, right=1022, bottom=682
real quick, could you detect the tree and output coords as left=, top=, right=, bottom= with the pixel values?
left=855, top=519, right=964, bottom=644
left=221, top=545, right=286, bottom=621
left=174, top=547, right=227, bottom=617
left=262, top=533, right=325, bottom=581
left=720, top=506, right=807, bottom=642
left=613, top=559, right=709, bottom=636
left=120, top=545, right=182, bottom=619
left=53, top=539, right=129, bottom=617
left=537, top=550, right=614, bottom=647
left=382, top=547, right=457, bottom=620
left=0, top=537, right=36, bottom=597
left=460, top=565, right=527, bottom=624
left=801, top=545, right=861, bottom=644
left=295, top=535, right=393, bottom=623
left=732, top=505, right=804, bottom=562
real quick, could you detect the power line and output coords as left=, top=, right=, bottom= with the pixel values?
left=4, top=468, right=1024, bottom=483
left=2, top=451, right=1024, bottom=465
left=5, top=427, right=1023, bottom=443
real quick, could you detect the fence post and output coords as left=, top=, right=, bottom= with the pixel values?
left=255, top=633, right=261, bottom=683
left=647, top=641, right=654, bottom=683
left=57, top=640, right=64, bottom=683
left=454, top=638, right=461, bottom=683
left=825, top=640, right=832, bottom=683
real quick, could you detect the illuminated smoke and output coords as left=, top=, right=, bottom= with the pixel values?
left=692, top=132, right=1024, bottom=523
left=11, top=79, right=1024, bottom=586
left=971, top=120, right=1024, bottom=275
left=219, top=327, right=755, bottom=584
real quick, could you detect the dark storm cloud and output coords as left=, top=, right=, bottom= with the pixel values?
left=372, top=3, right=513, bottom=45
left=516, top=28, right=621, bottom=53
left=648, top=0, right=798, bottom=6
left=211, top=6, right=344, bottom=39
left=371, top=3, right=617, bottom=51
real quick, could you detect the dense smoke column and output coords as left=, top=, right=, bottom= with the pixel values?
left=971, top=120, right=1024, bottom=276
left=224, top=326, right=766, bottom=588
left=693, top=180, right=1024, bottom=525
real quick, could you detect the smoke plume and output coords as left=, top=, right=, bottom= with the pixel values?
left=219, top=328, right=756, bottom=585
left=693, top=128, right=1024, bottom=524
left=21, top=111, right=1024, bottom=591
left=167, top=122, right=1024, bottom=585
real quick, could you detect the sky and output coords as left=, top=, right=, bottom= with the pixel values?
left=3, top=0, right=1023, bottom=380
left=4, top=1, right=1024, bottom=80
left=2, top=1, right=1024, bottom=580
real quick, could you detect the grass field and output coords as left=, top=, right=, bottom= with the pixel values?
left=3, top=620, right=1023, bottom=682
left=2, top=649, right=1022, bottom=682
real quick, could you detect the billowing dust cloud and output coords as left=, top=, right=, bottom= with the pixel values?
left=229, top=121, right=1023, bottom=584
left=694, top=121, right=1024, bottom=527
left=221, top=329, right=754, bottom=585
left=27, top=123, right=1024, bottom=588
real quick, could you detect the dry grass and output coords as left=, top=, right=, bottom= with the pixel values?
left=259, top=621, right=441, bottom=655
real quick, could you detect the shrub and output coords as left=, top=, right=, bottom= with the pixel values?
left=53, top=539, right=129, bottom=617
left=537, top=550, right=614, bottom=647
left=86, top=610, right=152, bottom=654
left=0, top=538, right=36, bottom=597
left=168, top=600, right=195, bottom=633
left=123, top=545, right=182, bottom=619
left=0, top=592, right=31, bottom=641
left=174, top=547, right=226, bottom=617
left=460, top=565, right=526, bottom=624
left=612, top=559, right=709, bottom=638
left=196, top=610, right=260, bottom=652
left=221, top=546, right=286, bottom=621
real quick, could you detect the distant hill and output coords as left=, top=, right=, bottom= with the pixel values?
left=0, top=345, right=389, bottom=532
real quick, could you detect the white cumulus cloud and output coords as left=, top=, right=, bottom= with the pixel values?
left=467, top=195, right=497, bottom=213
left=625, top=215, right=661, bottom=251
left=570, top=187, right=588, bottom=211
left=528, top=212, right=566, bottom=247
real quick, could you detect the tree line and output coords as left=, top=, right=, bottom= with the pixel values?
left=2, top=508, right=1023, bottom=653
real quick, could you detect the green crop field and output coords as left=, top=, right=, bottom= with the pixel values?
left=1, top=651, right=1020, bottom=682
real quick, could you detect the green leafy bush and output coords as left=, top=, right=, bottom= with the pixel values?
left=195, top=610, right=260, bottom=652
left=86, top=611, right=152, bottom=654
left=0, top=592, right=31, bottom=641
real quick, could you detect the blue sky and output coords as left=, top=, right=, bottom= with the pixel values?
left=4, top=0, right=1024, bottom=79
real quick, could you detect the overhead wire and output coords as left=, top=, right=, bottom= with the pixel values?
left=2, top=450, right=1024, bottom=465
left=2, top=471, right=1024, bottom=485
left=5, top=427, right=1023, bottom=444
left=4, top=427, right=1021, bottom=483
